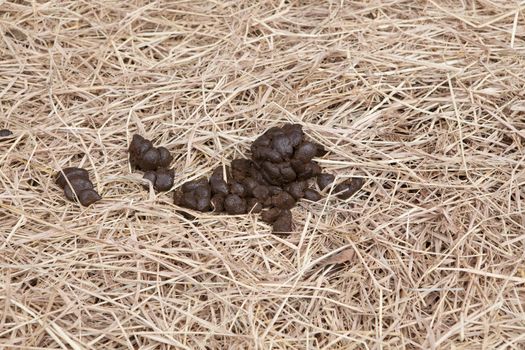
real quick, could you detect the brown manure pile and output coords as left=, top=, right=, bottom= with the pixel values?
left=1, top=1, right=524, bottom=349
left=174, top=123, right=362, bottom=234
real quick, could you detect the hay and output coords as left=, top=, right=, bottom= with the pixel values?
left=1, top=0, right=524, bottom=348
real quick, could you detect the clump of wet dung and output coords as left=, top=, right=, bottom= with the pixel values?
left=129, top=134, right=174, bottom=192
left=55, top=167, right=101, bottom=206
left=173, top=124, right=364, bottom=234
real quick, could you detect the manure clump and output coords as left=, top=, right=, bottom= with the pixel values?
left=55, top=167, right=101, bottom=206
left=129, top=134, right=174, bottom=192
left=174, top=123, right=363, bottom=234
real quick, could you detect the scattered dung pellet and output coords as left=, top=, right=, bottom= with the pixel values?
left=154, top=168, right=174, bottom=191
left=247, top=198, right=263, bottom=213
left=229, top=181, right=247, bottom=197
left=143, top=169, right=174, bottom=191
left=315, top=143, right=328, bottom=157
left=64, top=176, right=94, bottom=201
left=224, top=194, right=247, bottom=215
left=56, top=167, right=89, bottom=188
left=286, top=181, right=307, bottom=200
left=141, top=148, right=161, bottom=171
left=231, top=158, right=252, bottom=171
left=317, top=173, right=335, bottom=191
left=142, top=171, right=157, bottom=189
left=241, top=177, right=258, bottom=196
left=211, top=194, right=225, bottom=212
left=0, top=129, right=13, bottom=138
left=268, top=186, right=283, bottom=195
left=335, top=178, right=364, bottom=199
left=173, top=179, right=212, bottom=212
left=248, top=166, right=268, bottom=185
left=129, top=134, right=175, bottom=193
left=181, top=191, right=198, bottom=209
left=173, top=191, right=184, bottom=206
left=294, top=142, right=317, bottom=162
left=77, top=189, right=102, bottom=206
left=261, top=207, right=282, bottom=224
left=271, top=191, right=296, bottom=209
left=272, top=209, right=293, bottom=234
left=194, top=186, right=212, bottom=212
left=210, top=167, right=229, bottom=195
left=174, top=178, right=212, bottom=212
left=272, top=134, right=294, bottom=159
left=129, top=134, right=173, bottom=171
left=181, top=178, right=208, bottom=193
left=129, top=135, right=153, bottom=168
left=303, top=189, right=321, bottom=202
left=281, top=124, right=303, bottom=146
left=230, top=158, right=253, bottom=180
left=252, top=185, right=270, bottom=201
left=56, top=167, right=101, bottom=206
left=294, top=161, right=321, bottom=180
left=143, top=171, right=156, bottom=182
left=157, top=147, right=172, bottom=168
left=253, top=146, right=282, bottom=163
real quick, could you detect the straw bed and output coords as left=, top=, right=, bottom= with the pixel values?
left=1, top=1, right=524, bottom=349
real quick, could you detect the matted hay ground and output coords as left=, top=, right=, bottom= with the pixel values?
left=1, top=1, right=525, bottom=349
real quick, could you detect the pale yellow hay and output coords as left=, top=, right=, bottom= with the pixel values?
left=1, top=1, right=524, bottom=349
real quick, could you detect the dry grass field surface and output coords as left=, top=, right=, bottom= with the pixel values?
left=1, top=1, right=525, bottom=349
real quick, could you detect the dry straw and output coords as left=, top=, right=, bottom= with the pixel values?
left=1, top=0, right=525, bottom=349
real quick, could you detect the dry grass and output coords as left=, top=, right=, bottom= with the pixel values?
left=1, top=0, right=525, bottom=349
